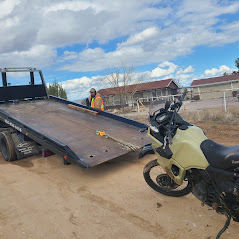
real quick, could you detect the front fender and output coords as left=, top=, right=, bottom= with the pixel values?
left=139, top=144, right=155, bottom=159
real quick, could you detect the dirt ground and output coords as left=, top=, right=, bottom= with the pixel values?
left=0, top=122, right=239, bottom=239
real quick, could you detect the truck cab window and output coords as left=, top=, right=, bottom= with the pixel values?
left=34, top=71, right=43, bottom=84
left=7, top=72, right=31, bottom=86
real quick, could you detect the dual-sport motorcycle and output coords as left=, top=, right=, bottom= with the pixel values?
left=139, top=91, right=239, bottom=238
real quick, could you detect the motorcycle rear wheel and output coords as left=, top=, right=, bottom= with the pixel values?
left=143, top=159, right=192, bottom=197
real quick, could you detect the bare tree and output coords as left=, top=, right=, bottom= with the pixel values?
left=105, top=63, right=150, bottom=111
left=173, top=78, right=181, bottom=87
left=129, top=73, right=149, bottom=108
left=106, top=63, right=136, bottom=111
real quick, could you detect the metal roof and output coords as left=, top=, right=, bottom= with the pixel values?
left=98, top=79, right=178, bottom=96
left=190, top=74, right=239, bottom=87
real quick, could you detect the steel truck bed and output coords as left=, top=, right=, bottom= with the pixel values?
left=0, top=68, right=148, bottom=167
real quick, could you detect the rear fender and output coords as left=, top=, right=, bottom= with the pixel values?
left=139, top=144, right=155, bottom=159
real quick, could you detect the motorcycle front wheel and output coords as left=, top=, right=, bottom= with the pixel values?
left=143, top=159, right=192, bottom=197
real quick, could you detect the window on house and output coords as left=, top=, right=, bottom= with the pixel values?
left=172, top=89, right=177, bottom=95
left=114, top=100, right=120, bottom=105
left=143, top=91, right=153, bottom=101
left=156, top=90, right=162, bottom=97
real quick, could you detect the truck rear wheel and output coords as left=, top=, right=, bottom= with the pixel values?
left=0, top=131, right=17, bottom=162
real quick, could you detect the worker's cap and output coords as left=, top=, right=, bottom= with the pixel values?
left=90, top=88, right=96, bottom=93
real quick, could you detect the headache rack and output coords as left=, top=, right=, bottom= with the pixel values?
left=0, top=67, right=48, bottom=103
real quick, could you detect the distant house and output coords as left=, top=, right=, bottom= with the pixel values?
left=98, top=79, right=179, bottom=109
left=190, top=74, right=239, bottom=100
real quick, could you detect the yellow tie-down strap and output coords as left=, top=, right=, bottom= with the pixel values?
left=96, top=131, right=106, bottom=136
left=96, top=131, right=140, bottom=151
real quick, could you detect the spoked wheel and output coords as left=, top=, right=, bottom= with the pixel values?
left=143, top=159, right=192, bottom=197
left=156, top=174, right=179, bottom=189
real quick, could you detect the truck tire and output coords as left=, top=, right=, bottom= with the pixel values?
left=0, top=131, right=17, bottom=162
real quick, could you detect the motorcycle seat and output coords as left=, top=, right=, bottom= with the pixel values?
left=201, top=139, right=239, bottom=170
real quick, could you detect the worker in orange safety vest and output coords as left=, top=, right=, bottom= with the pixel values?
left=88, top=88, right=104, bottom=111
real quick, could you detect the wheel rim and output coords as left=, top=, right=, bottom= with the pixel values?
left=149, top=164, right=189, bottom=192
left=156, top=174, right=179, bottom=189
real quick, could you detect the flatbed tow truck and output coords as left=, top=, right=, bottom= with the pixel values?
left=0, top=68, right=148, bottom=167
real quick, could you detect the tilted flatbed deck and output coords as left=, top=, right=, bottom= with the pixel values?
left=0, top=97, right=148, bottom=167
left=0, top=68, right=148, bottom=167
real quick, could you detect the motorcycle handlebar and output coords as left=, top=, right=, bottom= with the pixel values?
left=150, top=90, right=187, bottom=144
left=170, top=90, right=187, bottom=110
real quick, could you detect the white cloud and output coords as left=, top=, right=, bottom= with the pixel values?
left=1, top=0, right=239, bottom=73
left=177, top=74, right=192, bottom=80
left=43, top=1, right=101, bottom=15
left=0, top=1, right=165, bottom=66
left=118, top=27, right=159, bottom=47
left=183, top=65, right=195, bottom=73
left=0, top=45, right=57, bottom=68
left=176, top=65, right=195, bottom=75
left=59, top=75, right=111, bottom=100
left=149, top=62, right=195, bottom=86
left=62, top=51, right=78, bottom=61
left=176, top=74, right=193, bottom=86
left=151, top=61, right=178, bottom=78
left=0, top=0, right=21, bottom=19
left=59, top=61, right=196, bottom=101
left=57, top=0, right=239, bottom=72
left=57, top=62, right=235, bottom=101
left=61, top=77, right=93, bottom=91
left=204, top=65, right=231, bottom=77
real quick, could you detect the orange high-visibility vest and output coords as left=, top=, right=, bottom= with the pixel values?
left=91, top=96, right=104, bottom=111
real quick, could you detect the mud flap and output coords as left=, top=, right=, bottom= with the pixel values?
left=138, top=144, right=155, bottom=159
left=11, top=133, right=41, bottom=159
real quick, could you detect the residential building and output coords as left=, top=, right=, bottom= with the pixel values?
left=98, top=79, right=179, bottom=109
left=190, top=74, right=239, bottom=100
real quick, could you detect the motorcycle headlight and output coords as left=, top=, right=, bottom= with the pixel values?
left=150, top=126, right=159, bottom=133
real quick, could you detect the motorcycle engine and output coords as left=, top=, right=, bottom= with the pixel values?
left=191, top=171, right=239, bottom=222
left=192, top=180, right=208, bottom=202
left=219, top=180, right=239, bottom=222
left=192, top=180, right=217, bottom=207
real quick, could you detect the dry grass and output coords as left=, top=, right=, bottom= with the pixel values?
left=124, top=106, right=239, bottom=126
left=180, top=106, right=239, bottom=125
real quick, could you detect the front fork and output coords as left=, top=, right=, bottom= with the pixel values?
left=139, top=143, right=186, bottom=185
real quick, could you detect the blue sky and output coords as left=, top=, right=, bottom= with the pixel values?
left=1, top=0, right=239, bottom=100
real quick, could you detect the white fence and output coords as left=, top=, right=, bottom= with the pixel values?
left=136, top=89, right=239, bottom=113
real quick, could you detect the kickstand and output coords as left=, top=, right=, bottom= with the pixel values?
left=216, top=214, right=231, bottom=239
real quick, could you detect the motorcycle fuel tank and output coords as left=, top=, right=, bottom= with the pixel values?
left=170, top=126, right=209, bottom=169
left=149, top=126, right=209, bottom=185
